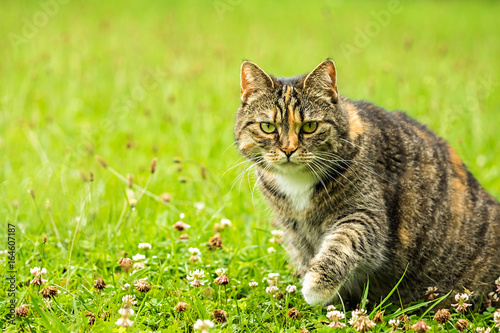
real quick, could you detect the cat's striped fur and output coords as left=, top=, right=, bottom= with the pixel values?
left=234, top=59, right=500, bottom=307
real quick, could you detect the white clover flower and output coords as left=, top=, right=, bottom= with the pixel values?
left=193, top=319, right=214, bottom=332
left=115, top=317, right=133, bottom=327
left=188, top=247, right=201, bottom=256
left=215, top=268, right=226, bottom=276
left=351, top=309, right=367, bottom=321
left=220, top=218, right=232, bottom=228
left=326, top=305, right=336, bottom=312
left=286, top=285, right=297, bottom=293
left=495, top=276, right=500, bottom=286
left=122, top=295, right=137, bottom=307
left=30, top=267, right=47, bottom=276
left=268, top=273, right=280, bottom=279
left=132, top=254, right=146, bottom=261
left=326, top=310, right=345, bottom=321
left=476, top=327, right=491, bottom=333
left=271, top=230, right=284, bottom=237
left=194, top=202, right=205, bottom=210
left=267, top=247, right=276, bottom=254
left=494, top=310, right=500, bottom=327
left=121, top=283, right=130, bottom=291
left=180, top=213, right=185, bottom=219
left=249, top=281, right=258, bottom=288
left=388, top=318, right=400, bottom=328
left=266, top=286, right=279, bottom=294
left=138, top=243, right=152, bottom=250
left=187, top=269, right=205, bottom=280
left=455, top=293, right=469, bottom=302
left=118, top=308, right=134, bottom=317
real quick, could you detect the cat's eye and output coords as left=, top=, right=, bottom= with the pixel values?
left=301, top=122, right=318, bottom=134
left=260, top=122, right=277, bottom=134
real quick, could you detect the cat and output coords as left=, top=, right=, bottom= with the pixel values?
left=234, top=59, right=500, bottom=307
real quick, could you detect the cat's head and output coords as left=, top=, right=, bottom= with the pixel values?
left=234, top=59, right=357, bottom=175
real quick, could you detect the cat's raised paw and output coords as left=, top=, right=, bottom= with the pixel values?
left=301, top=271, right=336, bottom=306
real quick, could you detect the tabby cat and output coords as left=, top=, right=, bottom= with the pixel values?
left=234, top=59, right=500, bottom=307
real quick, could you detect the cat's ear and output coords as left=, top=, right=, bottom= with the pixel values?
left=302, top=59, right=338, bottom=103
left=240, top=61, right=275, bottom=102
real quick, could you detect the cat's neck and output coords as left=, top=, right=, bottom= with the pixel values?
left=267, top=169, right=318, bottom=211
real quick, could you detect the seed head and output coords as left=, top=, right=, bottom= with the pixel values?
left=161, top=192, right=171, bottom=203
left=213, top=309, right=228, bottom=323
left=16, top=305, right=29, bottom=317
left=214, top=274, right=230, bottom=286
left=373, top=310, right=384, bottom=324
left=118, top=257, right=133, bottom=272
left=89, top=172, right=94, bottom=182
left=31, top=276, right=47, bottom=286
left=28, top=188, right=35, bottom=199
left=173, top=221, right=190, bottom=232
left=86, top=311, right=95, bottom=325
left=150, top=158, right=157, bottom=173
left=208, top=233, right=223, bottom=249
left=455, top=319, right=468, bottom=331
left=100, top=310, right=111, bottom=321
left=127, top=174, right=134, bottom=188
left=433, top=309, right=451, bottom=324
left=42, top=235, right=48, bottom=243
left=134, top=279, right=151, bottom=293
left=287, top=307, right=300, bottom=319
left=94, top=278, right=106, bottom=291
left=173, top=157, right=182, bottom=163
left=412, top=320, right=431, bottom=333
left=40, top=286, right=59, bottom=298
left=200, top=165, right=207, bottom=179
left=179, top=233, right=190, bottom=240
left=95, top=155, right=108, bottom=168
left=174, top=302, right=189, bottom=312
left=300, top=328, right=310, bottom=333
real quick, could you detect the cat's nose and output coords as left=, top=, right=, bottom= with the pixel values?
left=281, top=147, right=298, bottom=157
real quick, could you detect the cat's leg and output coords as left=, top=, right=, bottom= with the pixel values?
left=301, top=212, right=386, bottom=306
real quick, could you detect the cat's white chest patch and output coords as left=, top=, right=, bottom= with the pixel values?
left=273, top=172, right=318, bottom=211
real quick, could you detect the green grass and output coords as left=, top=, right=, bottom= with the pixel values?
left=1, top=0, right=500, bottom=331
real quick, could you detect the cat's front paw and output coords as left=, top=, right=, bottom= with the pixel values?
left=301, top=271, right=337, bottom=306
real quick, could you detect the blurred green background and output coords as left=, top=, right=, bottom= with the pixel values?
left=1, top=0, right=499, bottom=252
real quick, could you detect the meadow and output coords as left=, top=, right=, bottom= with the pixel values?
left=1, top=0, right=500, bottom=331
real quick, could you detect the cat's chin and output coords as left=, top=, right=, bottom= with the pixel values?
left=271, top=162, right=309, bottom=175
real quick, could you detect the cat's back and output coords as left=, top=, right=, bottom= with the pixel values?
left=350, top=99, right=500, bottom=299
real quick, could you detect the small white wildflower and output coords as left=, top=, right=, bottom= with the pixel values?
left=0, top=250, right=8, bottom=255
left=122, top=295, right=137, bottom=307
left=122, top=283, right=130, bottom=290
left=194, top=202, right=205, bottom=210
left=267, top=247, right=276, bottom=254
left=495, top=276, right=500, bottom=286
left=494, top=310, right=500, bottom=327
left=326, top=310, right=345, bottom=321
left=188, top=247, right=201, bottom=256
left=388, top=318, right=400, bottom=328
left=476, top=327, right=491, bottom=333
left=180, top=213, right=185, bottom=219
left=286, top=285, right=297, bottom=293
left=118, top=308, right=134, bottom=317
left=30, top=267, right=47, bottom=276
left=132, top=262, right=146, bottom=270
left=138, top=243, right=152, bottom=250
left=187, top=269, right=205, bottom=280
left=193, top=319, right=214, bottom=332
left=249, top=281, right=258, bottom=288
left=268, top=273, right=280, bottom=279
left=351, top=309, right=367, bottom=320
left=266, top=286, right=279, bottom=294
left=115, top=317, right=133, bottom=327
left=220, top=218, right=232, bottom=228
left=326, top=305, right=336, bottom=312
left=271, top=230, right=284, bottom=237
left=215, top=268, right=226, bottom=276
left=132, top=253, right=146, bottom=261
